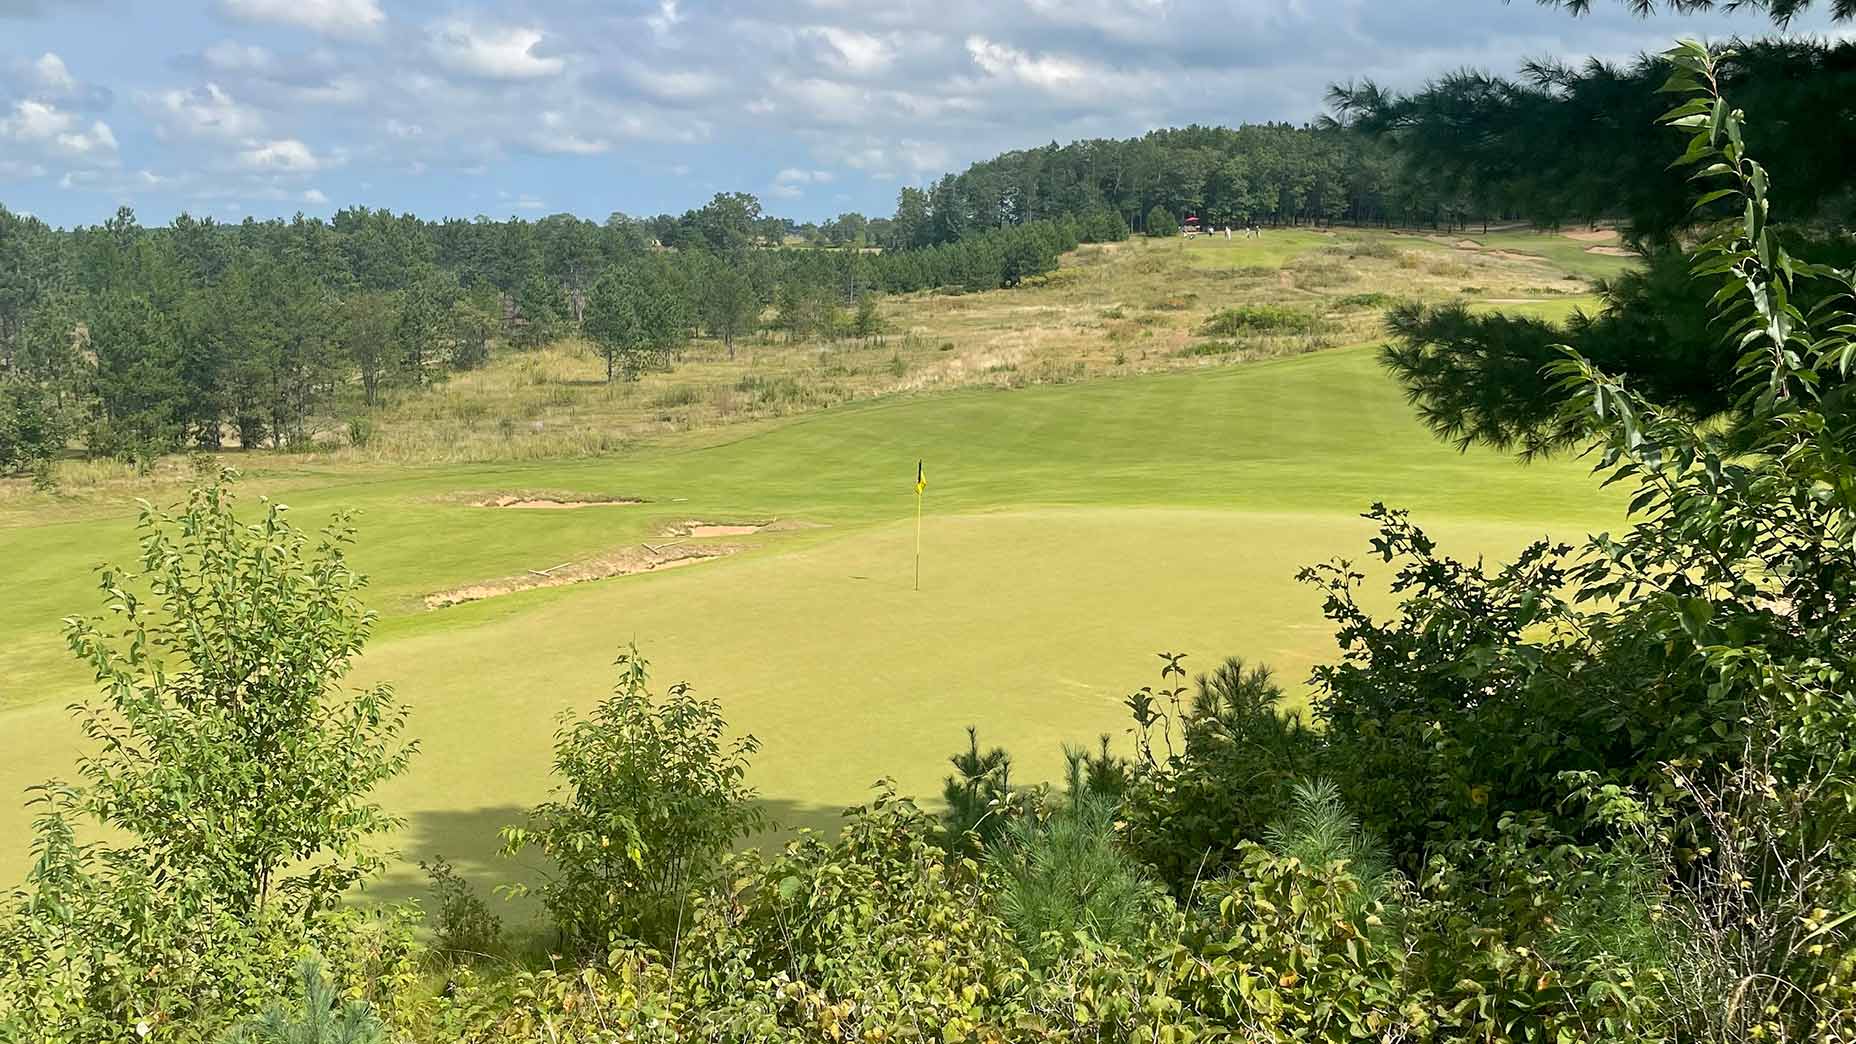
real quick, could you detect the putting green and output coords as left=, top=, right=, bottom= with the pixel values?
left=0, top=347, right=1623, bottom=893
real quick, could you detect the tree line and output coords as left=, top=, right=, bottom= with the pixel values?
left=0, top=193, right=1119, bottom=474
left=1336, top=36, right=1856, bottom=458
left=881, top=121, right=1506, bottom=248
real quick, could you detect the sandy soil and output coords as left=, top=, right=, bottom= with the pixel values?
left=425, top=543, right=732, bottom=607
left=476, top=495, right=642, bottom=509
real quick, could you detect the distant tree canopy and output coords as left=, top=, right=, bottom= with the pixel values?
left=872, top=121, right=1496, bottom=251
left=1526, top=0, right=1856, bottom=23
left=1329, top=39, right=1856, bottom=246
left=1339, top=36, right=1856, bottom=455
left=0, top=185, right=1122, bottom=465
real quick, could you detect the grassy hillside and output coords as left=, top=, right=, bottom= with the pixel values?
left=0, top=227, right=1611, bottom=499
left=0, top=344, right=1622, bottom=905
left=0, top=226, right=1635, bottom=916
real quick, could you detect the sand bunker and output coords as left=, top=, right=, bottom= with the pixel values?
left=675, top=518, right=826, bottom=538
left=1583, top=245, right=1635, bottom=257
left=425, top=543, right=731, bottom=608
left=476, top=494, right=643, bottom=509
left=1564, top=228, right=1621, bottom=243
left=688, top=524, right=762, bottom=537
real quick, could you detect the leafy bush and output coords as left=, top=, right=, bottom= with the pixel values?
left=1198, top=305, right=1324, bottom=336
left=1145, top=206, right=1178, bottom=237
left=419, top=857, right=503, bottom=960
left=501, top=645, right=762, bottom=953
left=56, top=473, right=416, bottom=916
left=1121, top=654, right=1317, bottom=889
left=1335, top=291, right=1397, bottom=309
left=1263, top=779, right=1397, bottom=914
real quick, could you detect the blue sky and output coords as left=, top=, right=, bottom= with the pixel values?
left=0, top=0, right=1841, bottom=227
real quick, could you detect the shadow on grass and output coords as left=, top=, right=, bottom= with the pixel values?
left=365, top=795, right=853, bottom=917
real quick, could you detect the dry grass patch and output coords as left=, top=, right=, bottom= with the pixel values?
left=1, top=228, right=1634, bottom=502
left=424, top=543, right=734, bottom=609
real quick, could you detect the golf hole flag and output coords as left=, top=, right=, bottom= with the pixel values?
left=913, top=461, right=925, bottom=590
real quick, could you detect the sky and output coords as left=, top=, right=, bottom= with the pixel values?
left=0, top=0, right=1843, bottom=228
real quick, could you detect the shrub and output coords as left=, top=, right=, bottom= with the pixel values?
left=1121, top=655, right=1317, bottom=889
left=419, top=857, right=503, bottom=960
left=942, top=725, right=1015, bottom=848
left=1262, top=778, right=1397, bottom=915
left=345, top=416, right=374, bottom=449
left=60, top=472, right=415, bottom=915
left=1198, top=305, right=1323, bottom=337
left=1145, top=206, right=1178, bottom=238
left=1334, top=291, right=1396, bottom=309
left=988, top=793, right=1165, bottom=968
left=501, top=645, right=762, bottom=953
left=222, top=958, right=385, bottom=1044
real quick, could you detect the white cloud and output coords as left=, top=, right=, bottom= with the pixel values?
left=217, top=0, right=386, bottom=39
left=647, top=0, right=683, bottom=38
left=769, top=167, right=836, bottom=198
left=290, top=75, right=367, bottom=106
left=145, top=82, right=265, bottom=140
left=202, top=41, right=275, bottom=73
left=534, top=112, right=611, bottom=154
left=429, top=21, right=565, bottom=81
left=239, top=138, right=323, bottom=172
left=1, top=99, right=119, bottom=164
left=57, top=120, right=117, bottom=157
left=4, top=99, right=72, bottom=140
left=627, top=66, right=725, bottom=103
left=303, top=187, right=329, bottom=204
left=33, top=53, right=76, bottom=91
left=803, top=27, right=895, bottom=75
left=965, top=36, right=1088, bottom=90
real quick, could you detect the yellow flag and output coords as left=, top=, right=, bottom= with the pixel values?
left=914, top=460, right=926, bottom=495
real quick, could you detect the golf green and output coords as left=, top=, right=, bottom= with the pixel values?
left=0, top=346, right=1623, bottom=896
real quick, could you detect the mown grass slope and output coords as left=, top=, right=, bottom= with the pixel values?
left=0, top=345, right=1622, bottom=903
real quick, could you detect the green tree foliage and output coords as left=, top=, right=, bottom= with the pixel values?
left=0, top=473, right=422, bottom=1041
left=445, top=287, right=499, bottom=371
left=685, top=192, right=763, bottom=255
left=942, top=726, right=1014, bottom=846
left=1378, top=247, right=1741, bottom=456
left=500, top=646, right=762, bottom=953
left=222, top=959, right=385, bottom=1044
left=63, top=473, right=415, bottom=914
left=1339, top=38, right=1856, bottom=455
left=1145, top=206, right=1178, bottom=237
left=698, top=260, right=758, bottom=358
left=585, top=258, right=693, bottom=380
left=510, top=271, right=561, bottom=349
left=987, top=788, right=1164, bottom=969
left=851, top=292, right=884, bottom=345
left=1330, top=40, right=1856, bottom=245
left=1535, top=0, right=1854, bottom=23
left=1121, top=655, right=1315, bottom=888
left=338, top=292, right=400, bottom=408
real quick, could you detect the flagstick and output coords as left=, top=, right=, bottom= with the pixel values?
left=914, top=490, right=922, bottom=592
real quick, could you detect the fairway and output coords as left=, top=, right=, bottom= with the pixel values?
left=0, top=344, right=1623, bottom=897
